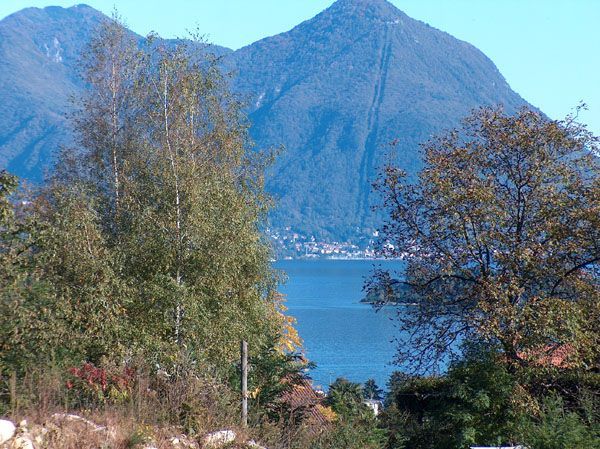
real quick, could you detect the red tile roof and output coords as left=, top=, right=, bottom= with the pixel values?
left=281, top=378, right=331, bottom=427
left=518, top=344, right=575, bottom=368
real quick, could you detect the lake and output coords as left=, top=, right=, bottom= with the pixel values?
left=274, top=259, right=403, bottom=390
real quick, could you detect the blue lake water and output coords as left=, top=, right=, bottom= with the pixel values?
left=274, top=259, right=403, bottom=390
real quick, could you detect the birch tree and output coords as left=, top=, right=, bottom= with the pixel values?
left=73, top=12, right=140, bottom=224
left=59, top=27, right=281, bottom=368
left=121, top=38, right=278, bottom=364
left=2, top=18, right=292, bottom=380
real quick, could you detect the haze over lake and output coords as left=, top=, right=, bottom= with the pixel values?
left=275, top=259, right=402, bottom=389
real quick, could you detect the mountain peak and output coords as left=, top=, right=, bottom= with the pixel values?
left=327, top=0, right=403, bottom=19
left=66, top=4, right=99, bottom=14
left=333, top=0, right=394, bottom=7
left=4, top=3, right=106, bottom=23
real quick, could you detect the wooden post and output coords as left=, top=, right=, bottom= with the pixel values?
left=241, top=340, right=248, bottom=427
left=9, top=370, right=17, bottom=416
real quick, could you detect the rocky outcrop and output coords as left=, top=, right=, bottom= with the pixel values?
left=49, top=413, right=108, bottom=433
left=0, top=420, right=34, bottom=449
left=0, top=420, right=16, bottom=445
left=1, top=416, right=268, bottom=449
left=8, top=435, right=34, bottom=449
left=169, top=435, right=199, bottom=448
left=201, top=430, right=236, bottom=448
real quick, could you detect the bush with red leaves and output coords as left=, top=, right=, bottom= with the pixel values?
left=66, top=363, right=136, bottom=404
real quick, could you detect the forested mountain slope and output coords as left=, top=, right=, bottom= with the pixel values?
left=228, top=0, right=529, bottom=238
left=0, top=0, right=531, bottom=240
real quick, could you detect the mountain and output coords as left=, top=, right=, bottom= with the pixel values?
left=0, top=4, right=231, bottom=180
left=0, top=0, right=531, bottom=240
left=0, top=4, right=104, bottom=179
left=228, top=0, right=528, bottom=239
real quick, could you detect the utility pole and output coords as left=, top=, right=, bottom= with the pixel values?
left=241, top=340, right=248, bottom=427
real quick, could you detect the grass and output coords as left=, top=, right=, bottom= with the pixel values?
left=0, top=364, right=336, bottom=449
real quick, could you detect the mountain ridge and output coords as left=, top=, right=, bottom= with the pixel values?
left=0, top=3, right=106, bottom=177
left=0, top=0, right=531, bottom=240
left=227, top=0, right=527, bottom=238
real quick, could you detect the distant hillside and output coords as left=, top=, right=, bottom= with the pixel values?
left=0, top=4, right=231, bottom=180
left=0, top=5, right=103, bottom=178
left=0, top=0, right=531, bottom=241
left=228, top=0, right=529, bottom=239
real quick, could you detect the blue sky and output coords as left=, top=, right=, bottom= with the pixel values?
left=2, top=0, right=599, bottom=134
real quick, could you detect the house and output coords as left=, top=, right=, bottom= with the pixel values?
left=363, top=399, right=384, bottom=416
left=517, top=343, right=575, bottom=368
left=280, top=378, right=332, bottom=428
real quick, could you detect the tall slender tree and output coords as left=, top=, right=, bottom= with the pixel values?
left=51, top=22, right=281, bottom=369
left=72, top=12, right=141, bottom=224
left=1, top=17, right=286, bottom=375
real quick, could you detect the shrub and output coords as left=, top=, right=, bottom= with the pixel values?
left=518, top=394, right=600, bottom=449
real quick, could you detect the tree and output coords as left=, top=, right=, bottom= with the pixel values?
left=363, top=379, right=383, bottom=401
left=324, top=378, right=386, bottom=449
left=2, top=171, right=131, bottom=373
left=72, top=11, right=141, bottom=219
left=32, top=185, right=131, bottom=363
left=104, top=33, right=279, bottom=365
left=370, top=106, right=600, bottom=372
left=326, top=378, right=365, bottom=416
left=517, top=394, right=600, bottom=449
left=0, top=171, right=18, bottom=223
left=0, top=172, right=60, bottom=373
left=2, top=16, right=286, bottom=376
left=382, top=351, right=528, bottom=449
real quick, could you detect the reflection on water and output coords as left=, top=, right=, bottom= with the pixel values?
left=275, top=259, right=403, bottom=390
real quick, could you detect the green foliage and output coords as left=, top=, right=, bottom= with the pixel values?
left=0, top=20, right=327, bottom=448
left=301, top=378, right=386, bottom=449
left=308, top=419, right=387, bottom=449
left=380, top=372, right=449, bottom=449
left=0, top=170, right=18, bottom=223
left=73, top=19, right=277, bottom=369
left=230, top=340, right=312, bottom=424
left=371, top=105, right=600, bottom=449
left=0, top=15, right=285, bottom=396
left=37, top=187, right=131, bottom=363
left=437, top=352, right=523, bottom=448
left=381, top=348, right=600, bottom=449
left=517, top=394, right=600, bottom=449
left=383, top=354, right=518, bottom=449
left=363, top=379, right=383, bottom=401
left=326, top=378, right=365, bottom=417
left=0, top=171, right=60, bottom=373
